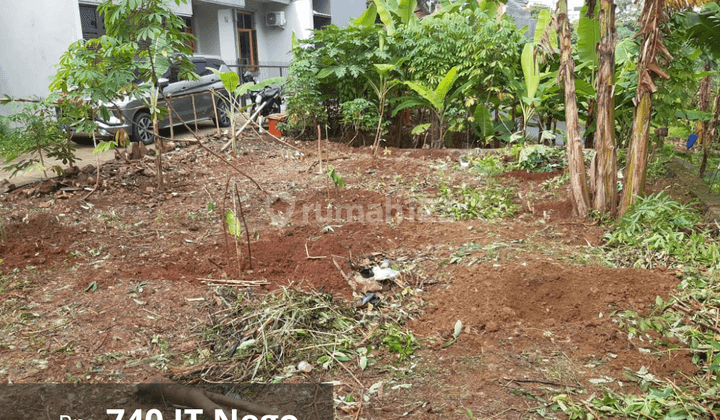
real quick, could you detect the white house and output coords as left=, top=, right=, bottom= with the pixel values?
left=0, top=0, right=367, bottom=114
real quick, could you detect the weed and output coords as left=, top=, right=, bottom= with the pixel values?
left=516, top=145, right=566, bottom=173
left=434, top=180, right=519, bottom=220
left=466, top=154, right=506, bottom=176
left=603, top=193, right=720, bottom=268
left=540, top=172, right=569, bottom=192
left=382, top=325, right=418, bottom=362
left=326, top=165, right=346, bottom=188
left=449, top=242, right=481, bottom=265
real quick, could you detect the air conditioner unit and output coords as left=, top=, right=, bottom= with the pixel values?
left=266, top=11, right=286, bottom=27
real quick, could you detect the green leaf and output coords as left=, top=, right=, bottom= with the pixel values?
left=326, top=165, right=346, bottom=188
left=411, top=123, right=432, bottom=135
left=373, top=63, right=396, bottom=75
left=533, top=8, right=556, bottom=47
left=435, top=66, right=460, bottom=99
left=576, top=7, right=600, bottom=67
left=226, top=210, right=241, bottom=238
left=478, top=0, right=500, bottom=17
left=397, top=0, right=418, bottom=26
left=234, top=77, right=285, bottom=96
left=94, top=140, right=117, bottom=154
left=317, top=68, right=335, bottom=80
left=352, top=3, right=378, bottom=27
left=392, top=98, right=426, bottom=117
left=473, top=106, right=494, bottom=138
left=0, top=95, right=12, bottom=105
left=374, top=0, right=396, bottom=35
left=521, top=44, right=540, bottom=100
left=211, top=68, right=239, bottom=93
left=404, top=80, right=441, bottom=111
left=574, top=78, right=596, bottom=97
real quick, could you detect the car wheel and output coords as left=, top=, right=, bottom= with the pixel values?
left=132, top=112, right=155, bottom=145
left=215, top=100, right=232, bottom=127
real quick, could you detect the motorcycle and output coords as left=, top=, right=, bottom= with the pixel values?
left=243, top=71, right=282, bottom=132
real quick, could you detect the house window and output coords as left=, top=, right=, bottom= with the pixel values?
left=237, top=12, right=258, bottom=71
left=79, top=4, right=105, bottom=40
left=182, top=16, right=195, bottom=53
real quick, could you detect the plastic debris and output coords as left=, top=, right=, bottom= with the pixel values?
left=372, top=266, right=400, bottom=280
left=356, top=292, right=380, bottom=308
left=297, top=361, right=313, bottom=373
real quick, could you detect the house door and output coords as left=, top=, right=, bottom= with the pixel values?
left=237, top=12, right=258, bottom=71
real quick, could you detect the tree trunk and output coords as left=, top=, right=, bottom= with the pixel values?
left=154, top=115, right=164, bottom=190
left=619, top=0, right=670, bottom=216
left=708, top=89, right=720, bottom=152
left=698, top=62, right=713, bottom=175
left=705, top=88, right=720, bottom=176
left=584, top=98, right=596, bottom=149
left=559, top=0, right=590, bottom=218
left=593, top=0, right=618, bottom=216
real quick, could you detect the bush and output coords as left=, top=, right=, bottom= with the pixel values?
left=0, top=100, right=77, bottom=178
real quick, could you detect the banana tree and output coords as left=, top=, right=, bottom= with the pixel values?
left=682, top=2, right=720, bottom=175
left=620, top=0, right=714, bottom=215
left=559, top=0, right=590, bottom=218
left=364, top=62, right=405, bottom=156
left=395, top=66, right=461, bottom=148
left=593, top=0, right=619, bottom=216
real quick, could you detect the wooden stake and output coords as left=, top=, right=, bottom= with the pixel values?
left=168, top=97, right=174, bottom=140
left=191, top=94, right=198, bottom=132
left=211, top=89, right=220, bottom=136
left=317, top=124, right=323, bottom=175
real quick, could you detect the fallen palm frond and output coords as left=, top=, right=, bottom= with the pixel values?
left=188, top=286, right=421, bottom=383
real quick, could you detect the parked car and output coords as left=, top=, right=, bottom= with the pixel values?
left=91, top=55, right=233, bottom=144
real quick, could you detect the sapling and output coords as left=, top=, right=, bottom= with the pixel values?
left=210, top=69, right=285, bottom=154
left=0, top=99, right=78, bottom=180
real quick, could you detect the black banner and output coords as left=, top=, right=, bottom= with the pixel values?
left=0, top=383, right=333, bottom=420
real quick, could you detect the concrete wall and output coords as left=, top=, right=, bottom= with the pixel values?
left=217, top=8, right=239, bottom=65
left=77, top=0, right=193, bottom=16
left=193, top=2, right=223, bottom=56
left=329, top=0, right=366, bottom=27
left=246, top=0, right=312, bottom=67
left=0, top=0, right=83, bottom=115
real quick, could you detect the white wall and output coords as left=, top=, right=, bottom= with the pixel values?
left=0, top=0, right=83, bottom=115
left=194, top=3, right=222, bottom=55
left=330, top=0, right=366, bottom=27
left=77, top=0, right=193, bottom=16
left=217, top=8, right=239, bottom=65
left=244, top=0, right=311, bottom=67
